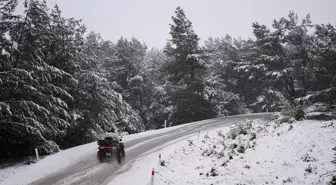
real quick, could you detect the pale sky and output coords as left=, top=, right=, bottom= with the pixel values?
left=20, top=0, right=336, bottom=48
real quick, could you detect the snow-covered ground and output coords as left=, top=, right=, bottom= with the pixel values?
left=110, top=119, right=336, bottom=185
left=0, top=163, right=29, bottom=184
left=0, top=118, right=217, bottom=185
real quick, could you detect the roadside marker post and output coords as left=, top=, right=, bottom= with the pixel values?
left=164, top=120, right=167, bottom=128
left=159, top=154, right=162, bottom=165
left=151, top=168, right=155, bottom=185
left=35, top=148, right=39, bottom=161
left=197, top=130, right=200, bottom=140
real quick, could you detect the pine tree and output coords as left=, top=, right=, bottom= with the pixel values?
left=252, top=11, right=313, bottom=105
left=113, top=37, right=147, bottom=90
left=47, top=4, right=86, bottom=75
left=141, top=49, right=170, bottom=129
left=0, top=0, right=80, bottom=158
left=164, top=7, right=211, bottom=125
left=312, top=24, right=336, bottom=90
left=0, top=0, right=19, bottom=71
left=304, top=23, right=336, bottom=108
left=66, top=33, right=146, bottom=146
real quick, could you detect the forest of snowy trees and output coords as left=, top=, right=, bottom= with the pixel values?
left=0, top=0, right=335, bottom=160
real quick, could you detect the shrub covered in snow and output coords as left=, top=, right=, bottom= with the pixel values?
left=305, top=102, right=331, bottom=113
left=305, top=112, right=336, bottom=120
left=227, top=119, right=252, bottom=139
left=277, top=105, right=305, bottom=123
left=296, top=88, right=336, bottom=112
left=38, top=141, right=60, bottom=156
left=293, top=106, right=305, bottom=120
left=154, top=119, right=336, bottom=185
left=199, top=119, right=265, bottom=164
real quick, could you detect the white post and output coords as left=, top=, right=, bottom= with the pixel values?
left=164, top=120, right=167, bottom=128
left=35, top=148, right=39, bottom=161
left=197, top=130, right=200, bottom=140
left=159, top=154, right=162, bottom=165
left=151, top=168, right=155, bottom=185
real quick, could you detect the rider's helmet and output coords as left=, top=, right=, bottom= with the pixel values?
left=108, top=127, right=115, bottom=133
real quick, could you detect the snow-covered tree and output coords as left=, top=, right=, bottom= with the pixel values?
left=111, top=37, right=147, bottom=90
left=0, top=0, right=78, bottom=158
left=312, top=24, right=336, bottom=91
left=66, top=33, right=146, bottom=146
left=252, top=11, right=313, bottom=104
left=47, top=5, right=86, bottom=74
left=163, top=7, right=211, bottom=125
left=299, top=23, right=336, bottom=109
left=204, top=36, right=257, bottom=114
left=139, top=49, right=170, bottom=129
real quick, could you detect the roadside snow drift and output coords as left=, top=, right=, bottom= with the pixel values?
left=0, top=164, right=28, bottom=184
left=111, top=119, right=336, bottom=185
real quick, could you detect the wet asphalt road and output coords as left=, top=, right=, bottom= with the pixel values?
left=30, top=113, right=271, bottom=185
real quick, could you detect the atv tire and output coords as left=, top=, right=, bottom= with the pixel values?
left=97, top=151, right=103, bottom=163
left=116, top=148, right=125, bottom=164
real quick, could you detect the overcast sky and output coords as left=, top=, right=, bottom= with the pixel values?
left=20, top=0, right=336, bottom=48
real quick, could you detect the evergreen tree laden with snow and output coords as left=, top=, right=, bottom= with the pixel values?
left=203, top=36, right=252, bottom=115
left=100, top=36, right=156, bottom=131
left=302, top=23, right=336, bottom=108
left=112, top=37, right=146, bottom=90
left=164, top=7, right=211, bottom=125
left=141, top=49, right=171, bottom=129
left=312, top=24, right=336, bottom=91
left=108, top=38, right=168, bottom=130
left=252, top=11, right=313, bottom=105
left=0, top=0, right=79, bottom=158
left=66, top=33, right=146, bottom=147
left=46, top=4, right=86, bottom=75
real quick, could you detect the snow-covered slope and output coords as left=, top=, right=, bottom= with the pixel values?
left=110, top=119, right=336, bottom=185
left=0, top=164, right=28, bottom=184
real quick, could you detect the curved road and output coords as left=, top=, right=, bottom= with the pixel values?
left=30, top=113, right=271, bottom=185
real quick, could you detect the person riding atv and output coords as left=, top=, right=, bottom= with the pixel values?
left=97, top=127, right=125, bottom=163
left=105, top=127, right=125, bottom=158
left=103, top=127, right=119, bottom=141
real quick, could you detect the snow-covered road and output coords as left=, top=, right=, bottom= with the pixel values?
left=1, top=113, right=270, bottom=185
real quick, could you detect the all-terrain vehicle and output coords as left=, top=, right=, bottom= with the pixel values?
left=97, top=137, right=125, bottom=163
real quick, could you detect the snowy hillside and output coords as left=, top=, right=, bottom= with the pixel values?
left=111, top=118, right=336, bottom=185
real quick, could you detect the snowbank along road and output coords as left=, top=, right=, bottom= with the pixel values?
left=29, top=113, right=271, bottom=185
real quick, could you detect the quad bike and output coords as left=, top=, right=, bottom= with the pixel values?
left=97, top=137, right=125, bottom=164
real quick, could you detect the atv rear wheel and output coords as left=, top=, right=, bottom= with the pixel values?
left=97, top=151, right=103, bottom=163
left=116, top=148, right=124, bottom=164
